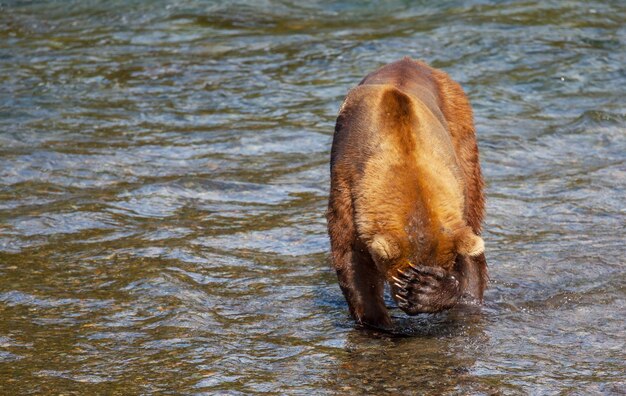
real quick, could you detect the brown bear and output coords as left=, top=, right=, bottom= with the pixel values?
left=326, top=57, right=487, bottom=330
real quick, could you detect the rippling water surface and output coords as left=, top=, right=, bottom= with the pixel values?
left=1, top=1, right=625, bottom=394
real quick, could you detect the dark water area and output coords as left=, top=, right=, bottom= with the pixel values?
left=1, top=0, right=625, bottom=394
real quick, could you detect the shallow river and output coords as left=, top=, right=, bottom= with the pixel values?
left=1, top=1, right=625, bottom=394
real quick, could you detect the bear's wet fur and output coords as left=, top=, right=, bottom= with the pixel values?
left=327, top=57, right=487, bottom=330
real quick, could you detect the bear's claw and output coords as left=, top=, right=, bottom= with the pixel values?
left=390, top=263, right=462, bottom=314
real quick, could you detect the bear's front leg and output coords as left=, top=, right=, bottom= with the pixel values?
left=335, top=245, right=392, bottom=330
left=390, top=264, right=462, bottom=314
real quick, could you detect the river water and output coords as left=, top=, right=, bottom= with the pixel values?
left=1, top=1, right=625, bottom=394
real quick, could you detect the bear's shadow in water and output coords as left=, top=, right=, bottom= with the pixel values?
left=330, top=299, right=494, bottom=394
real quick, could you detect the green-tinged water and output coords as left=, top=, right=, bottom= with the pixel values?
left=1, top=1, right=625, bottom=394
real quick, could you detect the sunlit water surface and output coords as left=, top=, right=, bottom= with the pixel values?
left=1, top=1, right=625, bottom=394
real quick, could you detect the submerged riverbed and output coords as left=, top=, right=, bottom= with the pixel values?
left=1, top=0, right=625, bottom=394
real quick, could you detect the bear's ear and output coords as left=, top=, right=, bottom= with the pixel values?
left=455, top=226, right=484, bottom=257
left=369, top=234, right=400, bottom=262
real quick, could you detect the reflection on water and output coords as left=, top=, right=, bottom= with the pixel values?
left=1, top=0, right=625, bottom=394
